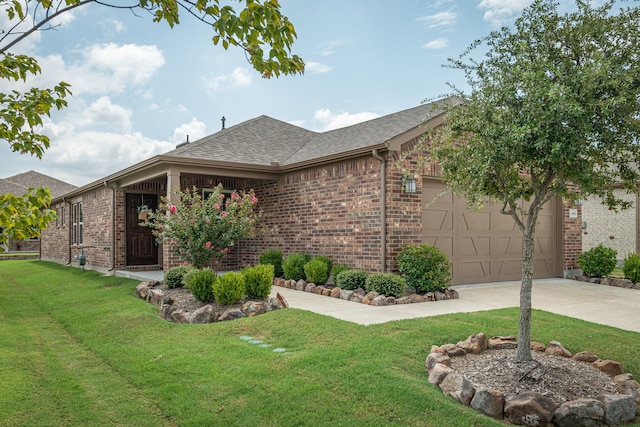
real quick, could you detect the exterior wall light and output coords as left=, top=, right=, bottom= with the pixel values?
left=404, top=177, right=417, bottom=194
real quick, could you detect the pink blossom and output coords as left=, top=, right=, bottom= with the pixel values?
left=214, top=203, right=220, bottom=210
left=223, top=247, right=229, bottom=252
left=251, top=196, right=258, bottom=203
left=205, top=241, right=212, bottom=249
left=220, top=211, right=228, bottom=218
left=231, top=192, right=240, bottom=200
left=168, top=205, right=177, bottom=214
left=158, top=225, right=163, bottom=230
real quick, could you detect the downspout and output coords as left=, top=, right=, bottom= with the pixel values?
left=372, top=149, right=387, bottom=272
left=65, top=197, right=72, bottom=265
left=107, top=182, right=116, bottom=274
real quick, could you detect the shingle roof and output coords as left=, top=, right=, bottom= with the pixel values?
left=165, top=97, right=457, bottom=167
left=2, top=170, right=77, bottom=198
left=164, top=115, right=318, bottom=166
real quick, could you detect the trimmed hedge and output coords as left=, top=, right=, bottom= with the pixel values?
left=365, top=272, right=407, bottom=298
left=623, top=252, right=640, bottom=283
left=283, top=253, right=311, bottom=281
left=164, top=265, right=192, bottom=289
left=578, top=244, right=617, bottom=277
left=304, top=258, right=329, bottom=285
left=213, top=272, right=246, bottom=305
left=335, top=269, right=368, bottom=290
left=242, top=264, right=274, bottom=299
left=397, top=244, right=451, bottom=293
left=259, top=249, right=284, bottom=278
left=185, top=268, right=216, bottom=303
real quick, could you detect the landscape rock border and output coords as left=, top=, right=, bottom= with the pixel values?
left=569, top=275, right=640, bottom=290
left=136, top=281, right=288, bottom=324
left=272, top=277, right=459, bottom=305
left=426, top=333, right=640, bottom=426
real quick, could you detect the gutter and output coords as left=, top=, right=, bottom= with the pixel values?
left=372, top=149, right=387, bottom=272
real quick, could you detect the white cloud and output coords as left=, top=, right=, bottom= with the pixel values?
left=202, top=67, right=253, bottom=91
left=171, top=118, right=207, bottom=144
left=67, top=96, right=132, bottom=132
left=422, top=38, right=448, bottom=49
left=317, top=39, right=348, bottom=56
left=478, top=0, right=532, bottom=26
left=100, top=18, right=126, bottom=34
left=312, top=109, right=380, bottom=131
left=305, top=61, right=333, bottom=74
left=416, top=11, right=457, bottom=28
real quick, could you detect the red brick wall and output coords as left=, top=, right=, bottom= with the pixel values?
left=41, top=200, right=71, bottom=263
left=244, top=155, right=385, bottom=271
left=562, top=199, right=583, bottom=272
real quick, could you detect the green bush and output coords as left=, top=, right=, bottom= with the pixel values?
left=283, top=253, right=311, bottom=280
left=577, top=244, right=617, bottom=277
left=213, top=272, right=246, bottom=305
left=312, top=255, right=333, bottom=275
left=397, top=244, right=451, bottom=293
left=304, top=258, right=329, bottom=285
left=164, top=265, right=192, bottom=289
left=335, top=269, right=368, bottom=290
left=332, top=263, right=350, bottom=280
left=242, top=264, right=274, bottom=299
left=259, top=249, right=284, bottom=277
left=185, top=268, right=216, bottom=302
left=623, top=253, right=640, bottom=283
left=365, top=273, right=407, bottom=298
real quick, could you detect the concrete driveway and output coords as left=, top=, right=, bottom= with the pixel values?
left=271, top=278, right=640, bottom=332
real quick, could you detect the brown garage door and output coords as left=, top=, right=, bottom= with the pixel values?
left=422, top=180, right=559, bottom=285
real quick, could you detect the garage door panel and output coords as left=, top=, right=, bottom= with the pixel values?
left=424, top=210, right=453, bottom=231
left=461, top=237, right=491, bottom=256
left=461, top=211, right=491, bottom=231
left=459, top=261, right=491, bottom=282
left=426, top=237, right=454, bottom=257
left=422, top=180, right=558, bottom=285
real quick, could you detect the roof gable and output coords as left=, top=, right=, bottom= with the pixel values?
left=3, top=170, right=77, bottom=198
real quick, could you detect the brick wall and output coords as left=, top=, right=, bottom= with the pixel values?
left=562, top=199, right=583, bottom=272
left=582, top=190, right=636, bottom=261
left=41, top=200, right=71, bottom=263
left=245, top=155, right=385, bottom=272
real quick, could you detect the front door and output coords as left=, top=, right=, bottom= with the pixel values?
left=126, top=193, right=159, bottom=266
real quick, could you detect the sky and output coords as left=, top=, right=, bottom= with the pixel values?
left=0, top=0, right=611, bottom=186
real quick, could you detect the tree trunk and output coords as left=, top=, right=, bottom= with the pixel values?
left=517, top=227, right=535, bottom=362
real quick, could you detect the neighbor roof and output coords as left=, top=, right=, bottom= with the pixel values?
left=2, top=171, right=77, bottom=198
left=165, top=97, right=457, bottom=167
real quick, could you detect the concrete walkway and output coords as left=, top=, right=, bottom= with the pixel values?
left=119, top=270, right=640, bottom=333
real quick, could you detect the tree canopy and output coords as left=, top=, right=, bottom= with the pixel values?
left=427, top=0, right=640, bottom=361
left=0, top=0, right=304, bottom=250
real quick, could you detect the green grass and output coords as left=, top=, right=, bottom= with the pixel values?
left=1, top=261, right=639, bottom=426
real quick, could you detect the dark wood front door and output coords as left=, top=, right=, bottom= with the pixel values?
left=126, top=193, right=159, bottom=266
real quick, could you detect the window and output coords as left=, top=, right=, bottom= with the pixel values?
left=203, top=188, right=232, bottom=206
left=72, top=202, right=83, bottom=244
left=56, top=205, right=66, bottom=227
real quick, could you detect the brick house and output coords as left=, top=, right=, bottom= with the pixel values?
left=1, top=171, right=76, bottom=252
left=40, top=98, right=583, bottom=284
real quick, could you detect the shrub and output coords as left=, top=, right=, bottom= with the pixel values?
left=332, top=263, right=350, bottom=280
left=185, top=268, right=216, bottom=302
left=164, top=265, right=192, bottom=289
left=577, top=244, right=617, bottom=277
left=623, top=253, right=640, bottom=283
left=259, top=249, right=284, bottom=277
left=397, top=244, right=451, bottom=293
left=335, top=269, right=368, bottom=290
left=242, top=264, right=274, bottom=299
left=365, top=273, right=407, bottom=298
left=304, top=258, right=329, bottom=285
left=312, top=255, right=333, bottom=275
left=213, top=272, right=246, bottom=305
left=283, top=253, right=311, bottom=280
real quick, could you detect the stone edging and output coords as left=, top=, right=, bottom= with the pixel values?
left=272, top=277, right=459, bottom=305
left=135, top=281, right=288, bottom=324
left=426, top=333, right=640, bottom=426
left=569, top=275, right=640, bottom=290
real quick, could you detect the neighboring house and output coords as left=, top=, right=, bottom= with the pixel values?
left=582, top=189, right=638, bottom=262
left=1, top=171, right=77, bottom=252
left=40, top=98, right=583, bottom=285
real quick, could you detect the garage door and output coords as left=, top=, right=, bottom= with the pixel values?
left=422, top=180, right=559, bottom=285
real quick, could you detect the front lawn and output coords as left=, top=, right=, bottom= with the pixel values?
left=1, top=261, right=639, bottom=426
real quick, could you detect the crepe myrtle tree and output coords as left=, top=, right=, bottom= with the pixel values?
left=142, top=185, right=260, bottom=270
left=422, top=0, right=640, bottom=362
left=0, top=0, right=304, bottom=245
